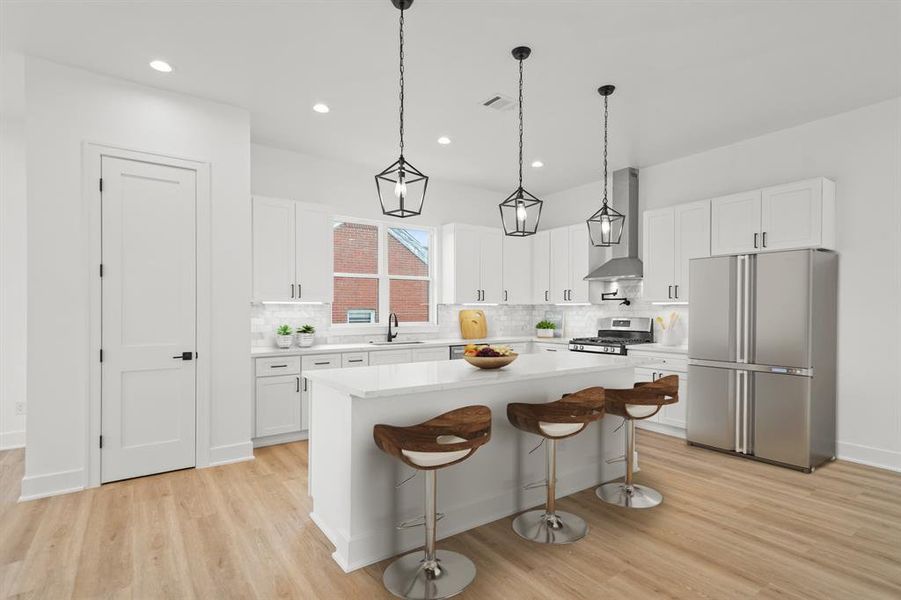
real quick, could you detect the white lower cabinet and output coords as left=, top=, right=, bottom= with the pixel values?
left=631, top=351, right=688, bottom=436
left=369, top=349, right=414, bottom=365
left=412, top=347, right=450, bottom=362
left=255, top=374, right=301, bottom=438
left=533, top=342, right=564, bottom=353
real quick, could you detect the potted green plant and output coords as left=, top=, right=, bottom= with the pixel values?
left=535, top=320, right=557, bottom=338
left=275, top=324, right=294, bottom=349
left=296, top=324, right=316, bottom=348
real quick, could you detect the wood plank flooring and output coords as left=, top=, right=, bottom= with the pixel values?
left=1, top=431, right=899, bottom=599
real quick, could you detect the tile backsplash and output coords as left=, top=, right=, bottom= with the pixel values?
left=251, top=281, right=688, bottom=348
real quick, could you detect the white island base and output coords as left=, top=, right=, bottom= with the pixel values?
left=305, top=352, right=638, bottom=572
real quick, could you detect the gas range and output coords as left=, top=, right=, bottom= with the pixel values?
left=568, top=317, right=653, bottom=355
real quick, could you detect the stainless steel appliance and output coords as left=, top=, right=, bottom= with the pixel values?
left=449, top=345, right=467, bottom=360
left=569, top=317, right=653, bottom=355
left=688, top=249, right=837, bottom=472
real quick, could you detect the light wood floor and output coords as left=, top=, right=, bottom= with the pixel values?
left=2, top=431, right=899, bottom=599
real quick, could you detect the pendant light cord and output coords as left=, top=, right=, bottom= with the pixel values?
left=398, top=6, right=405, bottom=157
left=518, top=57, right=524, bottom=189
left=602, top=93, right=608, bottom=206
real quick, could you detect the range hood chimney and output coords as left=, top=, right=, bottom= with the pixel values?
left=585, top=167, right=642, bottom=281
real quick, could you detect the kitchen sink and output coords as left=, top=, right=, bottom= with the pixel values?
left=368, top=341, right=426, bottom=346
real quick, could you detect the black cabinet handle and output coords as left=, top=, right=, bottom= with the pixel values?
left=314, top=361, right=330, bottom=366
left=674, top=284, right=679, bottom=299
left=668, top=285, right=673, bottom=299
left=303, top=378, right=308, bottom=392
left=172, top=351, right=193, bottom=361
left=762, top=232, right=767, bottom=248
left=296, top=377, right=300, bottom=392
left=504, top=290, right=508, bottom=302
left=270, top=364, right=288, bottom=368
left=290, top=284, right=294, bottom=298
left=544, top=290, right=549, bottom=302
left=753, top=233, right=759, bottom=249
left=298, top=283, right=302, bottom=298
left=348, top=359, right=363, bottom=363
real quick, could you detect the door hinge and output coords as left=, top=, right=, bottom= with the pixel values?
left=99, top=349, right=104, bottom=363
left=99, top=178, right=103, bottom=192
left=99, top=435, right=103, bottom=448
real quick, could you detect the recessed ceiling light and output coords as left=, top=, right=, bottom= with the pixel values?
left=531, top=160, right=544, bottom=168
left=313, top=103, right=330, bottom=114
left=437, top=136, right=451, bottom=145
left=149, top=60, right=173, bottom=73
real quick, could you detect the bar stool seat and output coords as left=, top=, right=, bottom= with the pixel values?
left=597, top=375, right=679, bottom=509
left=374, top=406, right=491, bottom=600
left=507, top=387, right=605, bottom=544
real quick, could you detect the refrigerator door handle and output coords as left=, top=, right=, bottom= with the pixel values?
left=735, top=256, right=744, bottom=363
left=740, top=371, right=750, bottom=454
left=734, top=371, right=742, bottom=453
left=743, top=255, right=751, bottom=364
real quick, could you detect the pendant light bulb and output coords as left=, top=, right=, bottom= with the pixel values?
left=515, top=198, right=528, bottom=224
left=394, top=172, right=407, bottom=199
left=601, top=216, right=611, bottom=234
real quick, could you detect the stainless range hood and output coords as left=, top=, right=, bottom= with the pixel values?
left=585, top=167, right=642, bottom=281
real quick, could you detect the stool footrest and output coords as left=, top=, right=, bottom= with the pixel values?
left=396, top=512, right=445, bottom=530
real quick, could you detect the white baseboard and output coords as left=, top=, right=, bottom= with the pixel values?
left=19, top=467, right=85, bottom=502
left=837, top=441, right=901, bottom=473
left=636, top=420, right=687, bottom=440
left=208, top=441, right=254, bottom=467
left=253, top=430, right=308, bottom=448
left=0, top=429, right=25, bottom=450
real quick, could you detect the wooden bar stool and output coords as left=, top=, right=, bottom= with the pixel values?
left=506, top=387, right=605, bottom=544
left=596, top=375, right=679, bottom=509
left=373, top=405, right=491, bottom=600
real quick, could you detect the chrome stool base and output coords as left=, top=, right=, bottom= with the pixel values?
left=512, top=509, right=588, bottom=544
left=596, top=482, right=662, bottom=509
left=382, top=550, right=476, bottom=600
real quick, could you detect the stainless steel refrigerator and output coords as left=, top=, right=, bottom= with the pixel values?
left=687, top=249, right=837, bottom=472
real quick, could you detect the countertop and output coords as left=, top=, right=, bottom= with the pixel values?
left=304, top=352, right=646, bottom=398
left=250, top=336, right=565, bottom=358
left=627, top=343, right=689, bottom=355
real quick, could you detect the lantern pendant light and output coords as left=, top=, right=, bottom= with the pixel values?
left=499, top=46, right=542, bottom=237
left=375, top=0, right=428, bottom=218
left=587, top=85, right=624, bottom=247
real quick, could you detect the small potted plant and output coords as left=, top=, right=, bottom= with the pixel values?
left=275, top=324, right=294, bottom=349
left=536, top=320, right=557, bottom=338
left=296, top=324, right=316, bottom=348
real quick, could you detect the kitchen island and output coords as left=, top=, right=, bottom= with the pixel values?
left=304, top=351, right=640, bottom=571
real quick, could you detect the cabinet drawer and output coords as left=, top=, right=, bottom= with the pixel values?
left=342, top=352, right=370, bottom=368
left=369, top=349, right=413, bottom=365
left=629, top=353, right=687, bottom=372
left=506, top=342, right=531, bottom=355
left=256, top=355, right=301, bottom=377
left=411, top=347, right=450, bottom=363
left=302, top=354, right=341, bottom=370
left=534, top=343, right=564, bottom=353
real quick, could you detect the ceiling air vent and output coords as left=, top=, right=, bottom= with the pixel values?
left=481, top=93, right=515, bottom=111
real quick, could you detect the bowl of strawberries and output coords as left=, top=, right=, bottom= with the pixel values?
left=462, top=344, right=519, bottom=370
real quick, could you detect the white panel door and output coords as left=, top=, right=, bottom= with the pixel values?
left=710, top=191, right=761, bottom=256
left=673, top=200, right=711, bottom=302
left=549, top=227, right=570, bottom=303
left=479, top=229, right=504, bottom=303
left=760, top=179, right=822, bottom=251
left=253, top=197, right=296, bottom=301
left=101, top=157, right=196, bottom=483
left=502, top=235, right=532, bottom=304
left=295, top=206, right=333, bottom=302
left=453, top=226, right=481, bottom=303
left=568, top=224, right=590, bottom=303
left=642, top=208, right=675, bottom=302
left=255, top=375, right=302, bottom=437
left=532, top=230, right=551, bottom=304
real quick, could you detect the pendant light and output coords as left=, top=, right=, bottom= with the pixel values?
left=587, top=85, right=624, bottom=247
left=375, top=0, right=428, bottom=218
left=499, top=46, right=542, bottom=237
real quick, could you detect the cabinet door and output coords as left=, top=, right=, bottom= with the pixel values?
left=710, top=191, right=761, bottom=256
left=760, top=179, right=822, bottom=251
left=673, top=200, right=711, bottom=302
left=252, top=197, right=296, bottom=301
left=658, top=372, right=687, bottom=429
left=295, top=206, right=333, bottom=303
left=255, top=375, right=301, bottom=437
left=480, top=229, right=504, bottom=303
left=549, top=227, right=570, bottom=303
left=502, top=235, right=533, bottom=304
left=532, top=230, right=551, bottom=304
left=411, top=347, right=450, bottom=362
left=453, top=226, right=482, bottom=303
left=369, top=349, right=413, bottom=365
left=642, top=208, right=675, bottom=302
left=568, top=225, right=590, bottom=303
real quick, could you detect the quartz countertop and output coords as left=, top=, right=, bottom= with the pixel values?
left=304, top=351, right=646, bottom=399
left=250, top=336, right=539, bottom=358
left=628, top=343, right=689, bottom=355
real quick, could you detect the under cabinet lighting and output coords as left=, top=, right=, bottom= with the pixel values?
left=149, top=60, right=173, bottom=73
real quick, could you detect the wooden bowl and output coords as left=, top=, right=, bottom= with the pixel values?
left=462, top=353, right=518, bottom=370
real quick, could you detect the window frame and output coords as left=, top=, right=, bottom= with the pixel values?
left=331, top=216, right=438, bottom=333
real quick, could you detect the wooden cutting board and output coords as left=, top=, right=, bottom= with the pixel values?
left=458, top=309, right=488, bottom=340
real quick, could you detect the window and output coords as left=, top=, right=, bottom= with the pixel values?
left=332, top=219, right=435, bottom=326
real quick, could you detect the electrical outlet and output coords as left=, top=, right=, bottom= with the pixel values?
left=15, top=402, right=26, bottom=416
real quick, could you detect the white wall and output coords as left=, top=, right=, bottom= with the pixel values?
left=544, top=97, right=901, bottom=471
left=0, top=52, right=27, bottom=449
left=22, top=58, right=253, bottom=498
left=251, top=143, right=504, bottom=228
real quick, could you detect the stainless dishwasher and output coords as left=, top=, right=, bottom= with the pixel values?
left=449, top=345, right=467, bottom=360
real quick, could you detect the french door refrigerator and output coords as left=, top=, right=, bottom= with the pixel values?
left=687, top=249, right=837, bottom=472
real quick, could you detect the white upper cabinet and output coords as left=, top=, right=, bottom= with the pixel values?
left=568, top=224, right=590, bottom=303
left=545, top=224, right=589, bottom=304
left=642, top=200, right=710, bottom=303
left=531, top=230, right=551, bottom=304
left=710, top=178, right=834, bottom=256
left=441, top=224, right=504, bottom=304
left=710, top=190, right=762, bottom=255
left=253, top=196, right=333, bottom=303
left=502, top=235, right=533, bottom=304
left=549, top=227, right=571, bottom=304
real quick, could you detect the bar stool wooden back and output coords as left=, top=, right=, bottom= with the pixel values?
left=506, top=387, right=605, bottom=544
left=596, top=375, right=678, bottom=509
left=373, top=405, right=491, bottom=600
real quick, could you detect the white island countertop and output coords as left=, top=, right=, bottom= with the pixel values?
left=304, top=351, right=645, bottom=399
left=250, top=335, right=547, bottom=358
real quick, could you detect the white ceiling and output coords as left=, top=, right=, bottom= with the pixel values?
left=3, top=1, right=900, bottom=194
